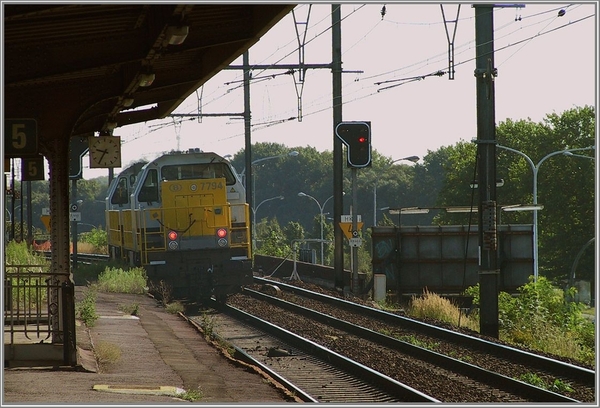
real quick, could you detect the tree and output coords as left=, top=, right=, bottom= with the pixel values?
left=494, top=106, right=595, bottom=283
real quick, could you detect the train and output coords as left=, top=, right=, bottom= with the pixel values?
left=105, top=148, right=253, bottom=303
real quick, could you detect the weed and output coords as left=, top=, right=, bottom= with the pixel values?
left=215, top=337, right=235, bottom=357
left=396, top=334, right=440, bottom=351
left=117, top=303, right=139, bottom=316
left=95, top=341, right=121, bottom=364
left=96, top=266, right=147, bottom=294
left=518, top=372, right=547, bottom=389
left=76, top=286, right=99, bottom=327
left=199, top=312, right=217, bottom=338
left=179, top=389, right=203, bottom=402
left=165, top=301, right=184, bottom=314
left=550, top=379, right=574, bottom=393
left=149, top=280, right=172, bottom=305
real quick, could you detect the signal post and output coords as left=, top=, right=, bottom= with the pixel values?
left=335, top=121, right=371, bottom=295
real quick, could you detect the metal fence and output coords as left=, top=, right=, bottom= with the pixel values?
left=4, top=264, right=76, bottom=366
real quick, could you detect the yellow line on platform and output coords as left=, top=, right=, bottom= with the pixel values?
left=93, top=384, right=185, bottom=396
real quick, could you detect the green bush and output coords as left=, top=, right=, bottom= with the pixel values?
left=76, top=285, right=98, bottom=327
left=4, top=240, right=48, bottom=266
left=78, top=228, right=108, bottom=253
left=96, top=266, right=147, bottom=294
left=463, top=277, right=595, bottom=365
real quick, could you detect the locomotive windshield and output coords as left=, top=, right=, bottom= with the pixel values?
left=161, top=163, right=236, bottom=185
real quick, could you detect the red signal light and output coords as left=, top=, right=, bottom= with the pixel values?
left=217, top=228, right=227, bottom=238
left=358, top=136, right=367, bottom=143
left=168, top=231, right=178, bottom=241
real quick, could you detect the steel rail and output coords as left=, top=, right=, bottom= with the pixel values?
left=254, top=276, right=594, bottom=386
left=244, top=286, right=580, bottom=403
left=216, top=301, right=440, bottom=403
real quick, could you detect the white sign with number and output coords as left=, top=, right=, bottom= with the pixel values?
left=341, top=214, right=362, bottom=223
left=70, top=212, right=81, bottom=222
left=349, top=237, right=362, bottom=247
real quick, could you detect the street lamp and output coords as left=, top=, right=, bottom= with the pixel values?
left=252, top=195, right=284, bottom=250
left=374, top=155, right=419, bottom=226
left=496, top=144, right=595, bottom=281
left=240, top=150, right=300, bottom=177
left=240, top=151, right=299, bottom=232
left=298, top=192, right=340, bottom=265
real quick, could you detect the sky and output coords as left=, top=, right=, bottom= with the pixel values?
left=82, top=2, right=597, bottom=179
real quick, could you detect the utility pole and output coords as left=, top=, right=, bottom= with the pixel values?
left=332, top=4, right=344, bottom=291
left=243, top=51, right=252, bottom=211
left=473, top=4, right=502, bottom=338
left=473, top=2, right=525, bottom=339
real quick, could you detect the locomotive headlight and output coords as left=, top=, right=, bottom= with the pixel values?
left=216, top=228, right=228, bottom=247
left=168, top=230, right=179, bottom=250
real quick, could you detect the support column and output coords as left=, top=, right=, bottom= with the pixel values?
left=474, top=4, right=499, bottom=338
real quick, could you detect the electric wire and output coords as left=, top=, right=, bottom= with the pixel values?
left=120, top=5, right=593, bottom=151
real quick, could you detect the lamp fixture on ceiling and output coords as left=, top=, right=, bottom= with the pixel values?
left=105, top=120, right=118, bottom=130
left=122, top=96, right=134, bottom=108
left=138, top=72, right=155, bottom=87
left=166, top=25, right=189, bottom=45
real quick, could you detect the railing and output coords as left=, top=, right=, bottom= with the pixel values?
left=4, top=264, right=76, bottom=366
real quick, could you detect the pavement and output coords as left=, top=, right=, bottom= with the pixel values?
left=2, top=286, right=298, bottom=405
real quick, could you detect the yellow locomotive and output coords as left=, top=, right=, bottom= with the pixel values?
left=105, top=148, right=252, bottom=302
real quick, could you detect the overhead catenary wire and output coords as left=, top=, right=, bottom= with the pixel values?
left=119, top=4, right=592, bottom=151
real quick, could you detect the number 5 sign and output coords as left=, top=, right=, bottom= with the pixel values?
left=5, top=119, right=38, bottom=157
left=22, top=156, right=45, bottom=181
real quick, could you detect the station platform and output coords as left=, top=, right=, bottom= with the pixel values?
left=3, top=286, right=297, bottom=404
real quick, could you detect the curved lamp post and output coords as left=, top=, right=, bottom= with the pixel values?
left=374, top=155, right=419, bottom=226
left=252, top=195, right=284, bottom=250
left=298, top=192, right=339, bottom=265
left=240, top=151, right=299, bottom=232
left=497, top=144, right=595, bottom=281
left=240, top=150, right=300, bottom=177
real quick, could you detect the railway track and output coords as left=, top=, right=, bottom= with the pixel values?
left=220, top=290, right=582, bottom=402
left=186, top=304, right=438, bottom=403
left=252, top=277, right=596, bottom=396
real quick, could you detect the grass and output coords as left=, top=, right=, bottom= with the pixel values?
left=96, top=266, right=147, bottom=294
left=165, top=301, right=185, bottom=314
left=118, top=302, right=139, bottom=316
left=407, top=289, right=479, bottom=332
left=404, top=281, right=596, bottom=367
left=179, top=389, right=203, bottom=402
left=76, top=285, right=99, bottom=327
left=95, top=341, right=122, bottom=364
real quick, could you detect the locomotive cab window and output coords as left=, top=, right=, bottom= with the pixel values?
left=111, top=177, right=129, bottom=205
left=138, top=169, right=159, bottom=202
left=161, top=163, right=236, bottom=184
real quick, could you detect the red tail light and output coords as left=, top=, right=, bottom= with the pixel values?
left=217, top=228, right=227, bottom=238
left=168, top=231, right=178, bottom=241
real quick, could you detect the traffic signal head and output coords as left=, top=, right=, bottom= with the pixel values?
left=335, top=121, right=371, bottom=168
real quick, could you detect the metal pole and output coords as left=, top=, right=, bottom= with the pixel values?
left=474, top=4, right=499, bottom=338
left=497, top=145, right=595, bottom=281
left=27, top=181, right=32, bottom=246
left=319, top=206, right=324, bottom=265
left=321, top=194, right=335, bottom=266
left=332, top=4, right=344, bottom=290
left=373, top=183, right=377, bottom=226
left=19, top=178, right=23, bottom=241
left=71, top=179, right=78, bottom=271
left=244, top=51, right=252, bottom=208
left=351, top=168, right=359, bottom=294
left=10, top=160, right=15, bottom=240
